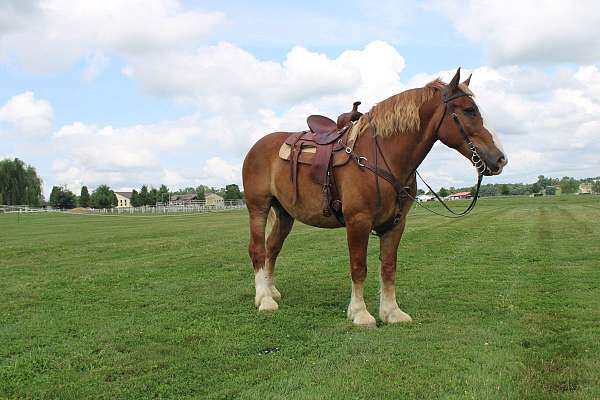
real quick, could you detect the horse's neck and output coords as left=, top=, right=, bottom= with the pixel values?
left=379, top=124, right=438, bottom=182
left=379, top=95, right=442, bottom=182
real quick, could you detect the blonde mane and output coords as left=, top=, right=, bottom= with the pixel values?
left=357, top=79, right=474, bottom=137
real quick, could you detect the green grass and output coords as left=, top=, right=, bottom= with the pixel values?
left=1, top=196, right=600, bottom=399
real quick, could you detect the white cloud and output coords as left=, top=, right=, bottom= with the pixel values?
left=199, top=157, right=242, bottom=187
left=0, top=1, right=39, bottom=37
left=48, top=108, right=259, bottom=192
left=0, top=91, right=53, bottom=136
left=161, top=169, right=186, bottom=188
left=50, top=117, right=202, bottom=189
left=126, top=40, right=405, bottom=112
left=0, top=0, right=224, bottom=73
left=429, top=0, right=600, bottom=65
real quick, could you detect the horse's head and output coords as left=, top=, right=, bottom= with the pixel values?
left=435, top=68, right=507, bottom=176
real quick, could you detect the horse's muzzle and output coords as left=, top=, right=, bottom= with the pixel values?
left=483, top=153, right=507, bottom=176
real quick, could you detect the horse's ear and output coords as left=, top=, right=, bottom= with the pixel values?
left=462, top=73, right=472, bottom=87
left=449, top=67, right=461, bottom=91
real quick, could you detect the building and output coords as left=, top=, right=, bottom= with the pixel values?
left=416, top=194, right=435, bottom=202
left=206, top=193, right=224, bottom=208
left=447, top=191, right=471, bottom=200
left=579, top=182, right=593, bottom=195
left=114, top=192, right=132, bottom=208
left=170, top=193, right=198, bottom=205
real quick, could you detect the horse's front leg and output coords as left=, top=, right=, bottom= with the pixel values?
left=379, top=220, right=412, bottom=323
left=345, top=214, right=376, bottom=326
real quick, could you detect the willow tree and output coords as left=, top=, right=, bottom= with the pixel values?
left=0, top=158, right=43, bottom=206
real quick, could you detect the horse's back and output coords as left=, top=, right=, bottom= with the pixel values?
left=243, top=132, right=290, bottom=177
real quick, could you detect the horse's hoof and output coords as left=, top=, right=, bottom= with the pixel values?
left=270, top=286, right=281, bottom=300
left=352, top=310, right=376, bottom=327
left=380, top=307, right=412, bottom=323
left=258, top=296, right=279, bottom=312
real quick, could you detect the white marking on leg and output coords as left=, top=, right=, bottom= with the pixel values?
left=264, top=257, right=281, bottom=301
left=255, top=268, right=278, bottom=311
left=347, top=281, right=376, bottom=326
left=379, top=278, right=412, bottom=323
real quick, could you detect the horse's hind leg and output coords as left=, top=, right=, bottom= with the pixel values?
left=265, top=205, right=294, bottom=301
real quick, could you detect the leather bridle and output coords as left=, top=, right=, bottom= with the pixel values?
left=435, top=86, right=490, bottom=177
left=343, top=84, right=488, bottom=234
left=413, top=86, right=487, bottom=218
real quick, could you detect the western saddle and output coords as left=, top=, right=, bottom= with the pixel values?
left=283, top=101, right=363, bottom=223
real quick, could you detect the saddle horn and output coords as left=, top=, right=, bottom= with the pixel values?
left=337, top=101, right=363, bottom=129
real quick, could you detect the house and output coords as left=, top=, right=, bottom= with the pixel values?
left=416, top=194, right=435, bottom=202
left=170, top=193, right=198, bottom=205
left=114, top=192, right=132, bottom=208
left=206, top=193, right=224, bottom=208
left=579, top=182, right=593, bottom=195
left=447, top=191, right=471, bottom=200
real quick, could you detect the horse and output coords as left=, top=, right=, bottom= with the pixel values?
left=242, top=68, right=507, bottom=326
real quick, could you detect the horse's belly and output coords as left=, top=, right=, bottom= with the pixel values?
left=290, top=211, right=342, bottom=229
left=271, top=161, right=344, bottom=229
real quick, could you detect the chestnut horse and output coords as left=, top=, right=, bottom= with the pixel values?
left=242, top=68, right=507, bottom=326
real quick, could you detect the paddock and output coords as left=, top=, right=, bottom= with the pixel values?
left=1, top=196, right=599, bottom=398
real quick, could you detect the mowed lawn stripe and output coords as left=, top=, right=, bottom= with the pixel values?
left=514, top=200, right=600, bottom=399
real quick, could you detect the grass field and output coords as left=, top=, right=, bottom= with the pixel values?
left=1, top=196, right=600, bottom=399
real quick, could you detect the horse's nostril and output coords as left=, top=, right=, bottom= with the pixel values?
left=497, top=155, right=507, bottom=165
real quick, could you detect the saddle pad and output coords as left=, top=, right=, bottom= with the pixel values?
left=278, top=122, right=361, bottom=167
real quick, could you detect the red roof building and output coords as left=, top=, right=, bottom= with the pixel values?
left=448, top=191, right=472, bottom=200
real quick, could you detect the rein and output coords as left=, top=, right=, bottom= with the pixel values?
left=414, top=170, right=482, bottom=218
left=343, top=85, right=487, bottom=231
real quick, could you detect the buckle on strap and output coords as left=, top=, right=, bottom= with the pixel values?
left=357, top=156, right=367, bottom=167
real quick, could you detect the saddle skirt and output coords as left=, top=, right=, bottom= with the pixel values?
left=278, top=121, right=361, bottom=167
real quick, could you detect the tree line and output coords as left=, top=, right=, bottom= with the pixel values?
left=418, top=175, right=600, bottom=197
left=46, top=183, right=245, bottom=209
left=49, top=184, right=115, bottom=209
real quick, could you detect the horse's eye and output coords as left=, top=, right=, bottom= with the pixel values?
left=463, top=107, right=478, bottom=117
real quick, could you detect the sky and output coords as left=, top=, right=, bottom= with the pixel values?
left=1, top=0, right=600, bottom=197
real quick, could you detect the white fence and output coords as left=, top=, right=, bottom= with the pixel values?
left=88, top=199, right=246, bottom=214
left=0, top=205, right=63, bottom=214
left=1, top=199, right=246, bottom=215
